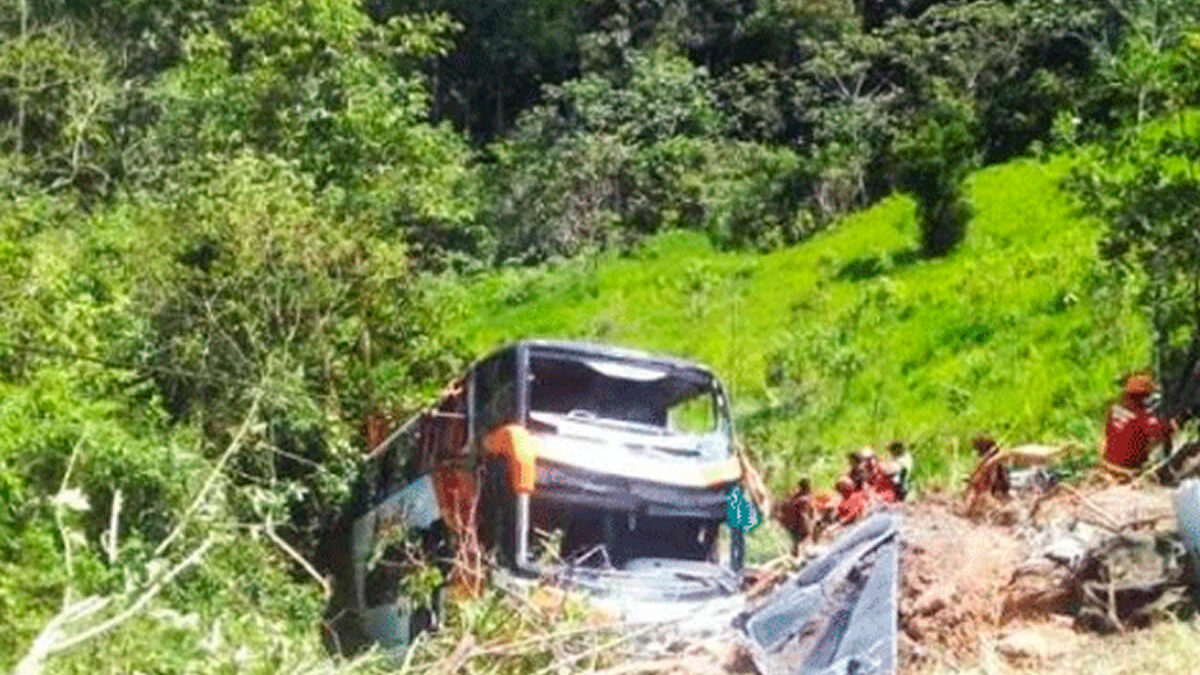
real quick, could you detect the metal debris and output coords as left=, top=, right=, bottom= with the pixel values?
left=737, top=512, right=900, bottom=675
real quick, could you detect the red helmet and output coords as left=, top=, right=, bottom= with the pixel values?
left=1124, top=374, right=1155, bottom=398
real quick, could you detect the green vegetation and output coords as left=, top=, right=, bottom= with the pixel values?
left=1072, top=110, right=1200, bottom=411
left=441, top=153, right=1149, bottom=489
left=1, top=0, right=1199, bottom=671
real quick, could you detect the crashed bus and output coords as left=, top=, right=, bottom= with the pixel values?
left=323, top=340, right=900, bottom=673
left=324, top=341, right=749, bottom=650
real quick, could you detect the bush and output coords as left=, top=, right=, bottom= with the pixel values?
left=893, top=87, right=978, bottom=256
left=137, top=153, right=467, bottom=549
left=647, top=137, right=811, bottom=249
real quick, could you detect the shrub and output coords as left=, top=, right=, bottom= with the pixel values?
left=893, top=86, right=978, bottom=257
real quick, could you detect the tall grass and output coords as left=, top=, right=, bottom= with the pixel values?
left=437, top=154, right=1149, bottom=492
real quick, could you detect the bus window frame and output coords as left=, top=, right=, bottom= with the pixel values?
left=469, top=347, right=521, bottom=448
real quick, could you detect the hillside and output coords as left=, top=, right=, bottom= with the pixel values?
left=441, top=153, right=1149, bottom=489
left=6, top=1, right=1200, bottom=673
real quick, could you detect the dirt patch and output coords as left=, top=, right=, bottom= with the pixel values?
left=897, top=495, right=1026, bottom=665
left=896, top=482, right=1181, bottom=672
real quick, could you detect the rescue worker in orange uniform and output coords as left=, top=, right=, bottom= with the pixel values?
left=775, top=478, right=814, bottom=553
left=859, top=448, right=898, bottom=503
left=1104, top=374, right=1173, bottom=470
left=835, top=476, right=869, bottom=524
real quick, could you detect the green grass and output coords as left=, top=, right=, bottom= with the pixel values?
left=435, top=153, right=1149, bottom=492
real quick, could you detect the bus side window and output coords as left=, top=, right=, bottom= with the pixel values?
left=472, top=350, right=517, bottom=439
left=438, top=386, right=468, bottom=458
left=377, top=422, right=420, bottom=500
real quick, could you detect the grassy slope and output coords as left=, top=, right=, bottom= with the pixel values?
left=439, top=153, right=1149, bottom=490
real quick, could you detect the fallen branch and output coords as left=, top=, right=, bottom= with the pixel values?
left=532, top=621, right=666, bottom=675
left=51, top=537, right=214, bottom=654
left=155, top=394, right=261, bottom=557
left=14, top=597, right=111, bottom=675
left=401, top=620, right=629, bottom=675
left=1117, top=513, right=1172, bottom=530
left=1059, top=483, right=1123, bottom=531
left=588, top=655, right=712, bottom=675
left=398, top=630, right=426, bottom=674
left=439, top=635, right=476, bottom=675
left=477, top=621, right=627, bottom=657
left=1134, top=455, right=1173, bottom=486
left=264, top=517, right=330, bottom=598
left=497, top=580, right=550, bottom=624
left=15, top=537, right=214, bottom=675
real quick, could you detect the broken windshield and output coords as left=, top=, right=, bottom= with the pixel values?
left=527, top=353, right=725, bottom=436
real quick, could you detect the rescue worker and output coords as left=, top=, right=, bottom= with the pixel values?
left=811, top=487, right=839, bottom=536
left=1105, top=374, right=1173, bottom=471
left=835, top=476, right=869, bottom=525
left=887, top=440, right=913, bottom=501
left=775, top=478, right=814, bottom=554
left=845, top=451, right=868, bottom=488
left=859, top=448, right=898, bottom=503
left=968, top=434, right=1010, bottom=499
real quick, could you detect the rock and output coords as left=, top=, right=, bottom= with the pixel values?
left=912, top=583, right=953, bottom=616
left=996, top=626, right=1075, bottom=662
left=898, top=631, right=928, bottom=662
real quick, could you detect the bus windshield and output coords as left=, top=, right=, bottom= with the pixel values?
left=527, top=353, right=723, bottom=435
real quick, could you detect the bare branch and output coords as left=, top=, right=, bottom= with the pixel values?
left=264, top=517, right=331, bottom=597
left=53, top=434, right=88, bottom=601
left=153, top=393, right=262, bottom=558
left=14, top=597, right=111, bottom=675
left=50, top=538, right=215, bottom=655
left=15, top=537, right=213, bottom=674
left=102, top=489, right=122, bottom=565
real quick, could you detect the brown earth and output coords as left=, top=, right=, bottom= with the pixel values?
left=898, top=494, right=1027, bottom=665
left=896, top=481, right=1179, bottom=673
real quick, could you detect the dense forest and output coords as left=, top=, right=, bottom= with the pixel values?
left=5, top=0, right=1200, bottom=671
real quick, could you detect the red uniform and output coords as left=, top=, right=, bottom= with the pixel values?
left=1104, top=403, right=1171, bottom=469
left=867, top=469, right=898, bottom=503
left=836, top=490, right=869, bottom=524
left=777, top=490, right=813, bottom=541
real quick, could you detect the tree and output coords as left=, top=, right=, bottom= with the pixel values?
left=0, top=4, right=118, bottom=193
left=799, top=31, right=895, bottom=217
left=143, top=0, right=480, bottom=265
left=141, top=153, right=465, bottom=543
left=1092, top=0, right=1200, bottom=126
left=1074, top=156, right=1200, bottom=390
left=371, top=0, right=586, bottom=140
left=485, top=47, right=724, bottom=259
left=892, top=85, right=977, bottom=256
left=1070, top=11, right=1200, bottom=388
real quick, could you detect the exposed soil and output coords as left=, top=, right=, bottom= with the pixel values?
left=895, top=481, right=1179, bottom=673
left=898, top=494, right=1027, bottom=664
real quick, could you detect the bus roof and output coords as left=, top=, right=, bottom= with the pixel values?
left=474, top=340, right=716, bottom=377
